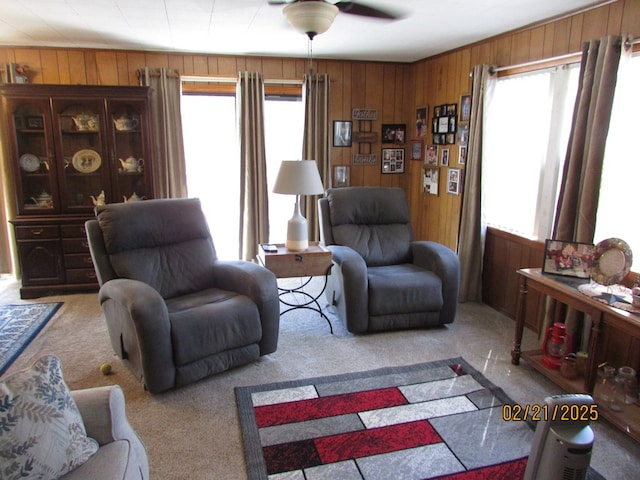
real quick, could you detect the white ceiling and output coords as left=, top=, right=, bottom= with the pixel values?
left=0, top=0, right=609, bottom=63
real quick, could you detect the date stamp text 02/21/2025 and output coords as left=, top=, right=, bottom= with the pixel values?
left=502, top=403, right=599, bottom=422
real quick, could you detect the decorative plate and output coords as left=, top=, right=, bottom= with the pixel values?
left=590, top=237, right=633, bottom=286
left=72, top=149, right=102, bottom=173
left=19, top=153, right=40, bottom=172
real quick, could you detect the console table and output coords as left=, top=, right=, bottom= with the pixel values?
left=257, top=242, right=333, bottom=333
left=512, top=267, right=640, bottom=442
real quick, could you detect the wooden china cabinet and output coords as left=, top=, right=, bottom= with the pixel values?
left=0, top=84, right=154, bottom=299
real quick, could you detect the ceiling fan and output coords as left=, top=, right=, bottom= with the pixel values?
left=269, top=0, right=399, bottom=39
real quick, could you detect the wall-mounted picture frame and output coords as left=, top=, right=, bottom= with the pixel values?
left=441, top=148, right=450, bottom=166
left=460, top=94, right=471, bottom=122
left=411, top=140, right=423, bottom=160
left=416, top=106, right=428, bottom=137
left=423, top=168, right=439, bottom=195
left=27, top=116, right=44, bottom=129
left=542, top=239, right=594, bottom=279
left=333, top=120, right=352, bottom=147
left=459, top=146, right=467, bottom=165
left=333, top=165, right=350, bottom=187
left=458, top=124, right=469, bottom=146
left=447, top=168, right=461, bottom=195
left=425, top=144, right=438, bottom=166
left=381, top=148, right=405, bottom=174
left=382, top=124, right=406, bottom=144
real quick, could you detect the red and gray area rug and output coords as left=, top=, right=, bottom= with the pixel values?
left=236, top=357, right=603, bottom=480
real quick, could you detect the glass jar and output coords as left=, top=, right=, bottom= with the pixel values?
left=595, top=365, right=617, bottom=407
left=616, top=366, right=639, bottom=405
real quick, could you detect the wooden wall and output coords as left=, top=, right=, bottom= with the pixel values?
left=0, top=47, right=412, bottom=188
left=405, top=0, right=640, bottom=250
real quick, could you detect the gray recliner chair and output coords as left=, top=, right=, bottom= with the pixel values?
left=85, top=198, right=279, bottom=394
left=318, top=187, right=460, bottom=333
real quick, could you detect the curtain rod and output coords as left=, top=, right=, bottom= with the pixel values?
left=491, top=37, right=639, bottom=74
left=180, top=75, right=303, bottom=85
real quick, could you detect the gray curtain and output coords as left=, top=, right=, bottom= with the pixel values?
left=301, top=73, right=330, bottom=242
left=237, top=72, right=269, bottom=261
left=550, top=36, right=624, bottom=349
left=457, top=65, right=495, bottom=302
left=138, top=67, right=188, bottom=199
left=554, top=36, right=623, bottom=243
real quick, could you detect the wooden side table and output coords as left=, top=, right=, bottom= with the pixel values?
left=257, top=242, right=334, bottom=333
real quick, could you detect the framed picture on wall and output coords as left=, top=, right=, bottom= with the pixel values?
left=425, top=144, right=438, bottom=166
left=333, top=165, right=350, bottom=187
left=411, top=140, right=423, bottom=160
left=382, top=124, right=406, bottom=144
left=333, top=120, right=352, bottom=147
left=441, top=148, right=450, bottom=166
left=447, top=168, right=461, bottom=195
left=381, top=148, right=405, bottom=174
left=460, top=94, right=471, bottom=122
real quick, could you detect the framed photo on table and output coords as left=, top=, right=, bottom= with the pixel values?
left=542, top=240, right=594, bottom=279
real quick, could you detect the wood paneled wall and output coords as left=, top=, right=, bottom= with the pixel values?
left=1, top=0, right=639, bottom=254
left=405, top=0, right=640, bottom=250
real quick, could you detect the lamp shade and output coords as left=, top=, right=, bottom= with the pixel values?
left=273, top=160, right=325, bottom=195
left=283, top=1, right=339, bottom=37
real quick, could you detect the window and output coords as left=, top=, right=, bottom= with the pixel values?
left=483, top=65, right=579, bottom=239
left=594, top=54, right=640, bottom=257
left=181, top=92, right=303, bottom=260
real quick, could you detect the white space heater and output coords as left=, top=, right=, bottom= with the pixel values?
left=524, top=394, right=595, bottom=480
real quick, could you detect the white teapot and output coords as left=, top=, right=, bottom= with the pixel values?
left=31, top=191, right=52, bottom=208
left=119, top=156, right=144, bottom=173
left=123, top=192, right=145, bottom=203
left=113, top=116, right=139, bottom=131
left=91, top=190, right=106, bottom=206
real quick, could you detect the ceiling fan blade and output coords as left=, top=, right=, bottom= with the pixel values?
left=334, top=1, right=399, bottom=20
left=267, top=0, right=291, bottom=5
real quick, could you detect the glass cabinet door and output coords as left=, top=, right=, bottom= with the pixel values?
left=53, top=99, right=109, bottom=212
left=11, top=100, right=57, bottom=214
left=108, top=98, right=152, bottom=203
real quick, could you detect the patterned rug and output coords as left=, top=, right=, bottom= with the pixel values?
left=236, top=357, right=604, bottom=480
left=0, top=303, right=62, bottom=375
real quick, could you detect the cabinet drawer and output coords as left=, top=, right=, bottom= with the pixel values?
left=61, top=224, right=88, bottom=238
left=66, top=268, right=98, bottom=284
left=15, top=225, right=59, bottom=240
left=62, top=237, right=90, bottom=254
left=65, top=253, right=95, bottom=269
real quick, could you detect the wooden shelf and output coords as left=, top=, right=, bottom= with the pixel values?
left=514, top=269, right=640, bottom=444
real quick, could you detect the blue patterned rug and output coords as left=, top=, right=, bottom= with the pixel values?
left=0, top=303, right=62, bottom=375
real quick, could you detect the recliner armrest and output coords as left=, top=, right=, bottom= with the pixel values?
left=99, top=279, right=174, bottom=393
left=411, top=241, right=460, bottom=324
left=211, top=261, right=280, bottom=355
left=72, top=386, right=149, bottom=478
left=328, top=245, right=369, bottom=332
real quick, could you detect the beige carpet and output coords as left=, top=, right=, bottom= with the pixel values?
left=1, top=275, right=638, bottom=479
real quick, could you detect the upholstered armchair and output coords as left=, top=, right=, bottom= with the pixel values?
left=318, top=187, right=460, bottom=333
left=85, top=198, right=279, bottom=394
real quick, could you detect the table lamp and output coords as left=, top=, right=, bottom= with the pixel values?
left=273, top=160, right=325, bottom=251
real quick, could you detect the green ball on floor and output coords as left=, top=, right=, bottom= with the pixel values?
left=100, top=363, right=112, bottom=375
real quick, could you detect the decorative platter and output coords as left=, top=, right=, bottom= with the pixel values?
left=72, top=149, right=102, bottom=173
left=19, top=153, right=40, bottom=172
left=590, top=237, right=633, bottom=286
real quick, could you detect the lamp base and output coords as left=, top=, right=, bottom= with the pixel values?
left=286, top=196, right=309, bottom=251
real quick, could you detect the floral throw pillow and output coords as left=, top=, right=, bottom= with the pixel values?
left=0, top=355, right=99, bottom=480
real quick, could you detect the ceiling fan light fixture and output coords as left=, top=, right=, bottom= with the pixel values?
left=283, top=2, right=339, bottom=38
